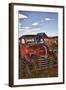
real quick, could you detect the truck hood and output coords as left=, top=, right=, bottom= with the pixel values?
left=28, top=44, right=46, bottom=50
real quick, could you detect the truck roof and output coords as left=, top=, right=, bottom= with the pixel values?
left=19, top=35, right=36, bottom=40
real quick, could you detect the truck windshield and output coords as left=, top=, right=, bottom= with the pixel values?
left=26, top=37, right=44, bottom=44
left=26, top=38, right=36, bottom=44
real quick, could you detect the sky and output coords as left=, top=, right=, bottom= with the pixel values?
left=18, top=11, right=58, bottom=37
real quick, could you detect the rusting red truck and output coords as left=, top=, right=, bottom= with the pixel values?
left=19, top=33, right=58, bottom=78
left=19, top=33, right=48, bottom=63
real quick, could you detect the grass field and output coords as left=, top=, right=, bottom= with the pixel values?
left=19, top=57, right=58, bottom=79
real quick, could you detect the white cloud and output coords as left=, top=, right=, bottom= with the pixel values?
left=19, top=14, right=28, bottom=19
left=31, top=28, right=40, bottom=31
left=40, top=18, right=54, bottom=22
left=19, top=28, right=40, bottom=37
left=22, top=27, right=30, bottom=29
left=45, top=18, right=54, bottom=21
left=32, top=22, right=39, bottom=26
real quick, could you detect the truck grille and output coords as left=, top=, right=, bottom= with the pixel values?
left=38, top=57, right=48, bottom=68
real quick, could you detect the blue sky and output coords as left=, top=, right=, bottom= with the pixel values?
left=18, top=11, right=58, bottom=37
